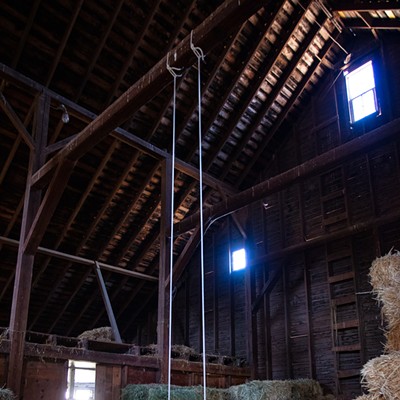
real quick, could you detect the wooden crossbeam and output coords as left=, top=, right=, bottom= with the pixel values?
left=176, top=117, right=400, bottom=234
left=331, top=0, right=400, bottom=11
left=0, top=91, right=34, bottom=150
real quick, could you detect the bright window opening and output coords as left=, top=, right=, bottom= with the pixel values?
left=231, top=248, right=247, bottom=272
left=344, top=60, right=378, bottom=123
left=66, top=360, right=96, bottom=400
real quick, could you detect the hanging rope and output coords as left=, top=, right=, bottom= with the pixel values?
left=166, top=52, right=182, bottom=400
left=190, top=30, right=207, bottom=400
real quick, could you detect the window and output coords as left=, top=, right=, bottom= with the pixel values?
left=344, top=60, right=378, bottom=123
left=66, top=361, right=96, bottom=400
left=231, top=248, right=246, bottom=272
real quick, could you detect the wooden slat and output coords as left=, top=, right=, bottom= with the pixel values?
left=328, top=271, right=355, bottom=284
left=327, top=249, right=352, bottom=262
left=333, top=344, right=361, bottom=352
left=321, top=191, right=345, bottom=203
left=331, top=1, right=400, bottom=11
left=337, top=369, right=360, bottom=379
left=323, top=212, right=348, bottom=226
left=333, top=319, right=359, bottom=330
left=331, top=294, right=356, bottom=306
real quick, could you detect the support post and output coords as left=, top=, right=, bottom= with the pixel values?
left=94, top=262, right=122, bottom=343
left=244, top=224, right=257, bottom=379
left=8, top=93, right=50, bottom=397
left=157, top=157, right=172, bottom=383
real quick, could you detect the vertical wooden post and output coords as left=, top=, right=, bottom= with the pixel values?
left=228, top=219, right=236, bottom=356
left=157, top=157, right=172, bottom=383
left=244, top=226, right=257, bottom=379
left=212, top=234, right=219, bottom=353
left=8, top=93, right=50, bottom=397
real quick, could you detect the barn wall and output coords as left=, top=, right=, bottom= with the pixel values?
left=250, top=33, right=400, bottom=399
left=0, top=354, right=6, bottom=386
left=173, top=33, right=400, bottom=400
left=22, top=359, right=67, bottom=400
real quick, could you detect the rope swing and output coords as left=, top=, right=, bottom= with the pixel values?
left=166, top=52, right=182, bottom=400
left=190, top=30, right=207, bottom=400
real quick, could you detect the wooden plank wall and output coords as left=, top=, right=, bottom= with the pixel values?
left=22, top=360, right=67, bottom=400
left=0, top=354, right=6, bottom=386
left=94, top=361, right=249, bottom=400
left=0, top=352, right=249, bottom=400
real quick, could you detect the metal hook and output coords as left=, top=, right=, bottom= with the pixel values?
left=166, top=52, right=183, bottom=78
left=190, top=31, right=205, bottom=61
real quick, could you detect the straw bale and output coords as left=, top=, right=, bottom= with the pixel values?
left=384, top=321, right=400, bottom=352
left=369, top=251, right=400, bottom=325
left=353, top=395, right=379, bottom=400
left=0, top=388, right=15, bottom=400
left=171, top=344, right=196, bottom=357
left=121, top=384, right=228, bottom=400
left=77, top=326, right=113, bottom=342
left=228, top=379, right=325, bottom=400
left=361, top=352, right=400, bottom=399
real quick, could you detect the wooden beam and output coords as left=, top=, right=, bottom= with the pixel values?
left=7, top=93, right=49, bottom=397
left=341, top=16, right=400, bottom=29
left=252, top=267, right=283, bottom=314
left=330, top=1, right=400, bottom=11
left=157, top=158, right=172, bottom=383
left=0, top=91, right=35, bottom=150
left=0, top=62, right=235, bottom=195
left=23, top=158, right=75, bottom=254
left=169, top=225, right=201, bottom=287
left=0, top=235, right=158, bottom=282
left=94, top=262, right=122, bottom=344
left=30, top=0, right=267, bottom=187
left=244, top=230, right=257, bottom=379
left=176, top=117, right=400, bottom=234
left=15, top=0, right=264, bottom=268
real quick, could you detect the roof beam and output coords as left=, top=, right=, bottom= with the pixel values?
left=31, top=0, right=267, bottom=187
left=330, top=1, right=400, bottom=11
left=20, top=0, right=264, bottom=256
left=0, top=92, right=35, bottom=150
left=0, top=236, right=158, bottom=282
left=0, top=62, right=235, bottom=195
left=176, top=117, right=400, bottom=234
left=341, top=16, right=400, bottom=29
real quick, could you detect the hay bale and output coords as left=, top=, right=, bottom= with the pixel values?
left=77, top=326, right=114, bottom=342
left=121, top=384, right=229, bottom=400
left=385, top=321, right=400, bottom=352
left=229, top=379, right=325, bottom=400
left=353, top=395, right=379, bottom=400
left=369, top=251, right=400, bottom=327
left=361, top=352, right=400, bottom=399
left=171, top=344, right=196, bottom=359
left=0, top=388, right=15, bottom=400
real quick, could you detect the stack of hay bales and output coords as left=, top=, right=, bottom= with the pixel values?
left=121, top=384, right=228, bottom=400
left=78, top=326, right=114, bottom=342
left=0, top=388, right=15, bottom=400
left=355, top=251, right=400, bottom=400
left=228, top=379, right=334, bottom=400
left=121, top=379, right=334, bottom=399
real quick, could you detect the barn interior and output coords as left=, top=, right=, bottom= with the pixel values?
left=1, top=0, right=400, bottom=399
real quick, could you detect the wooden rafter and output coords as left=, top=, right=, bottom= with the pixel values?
left=176, top=116, right=400, bottom=234
left=0, top=92, right=34, bottom=150
left=17, top=1, right=268, bottom=301
left=329, top=1, right=400, bottom=11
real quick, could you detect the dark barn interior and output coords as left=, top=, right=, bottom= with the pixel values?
left=1, top=0, right=400, bottom=399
